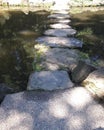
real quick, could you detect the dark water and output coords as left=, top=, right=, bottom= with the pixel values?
left=0, top=9, right=49, bottom=91
left=70, top=9, right=104, bottom=64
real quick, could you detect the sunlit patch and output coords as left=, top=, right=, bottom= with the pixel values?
left=0, top=110, right=33, bottom=130
left=49, top=99, right=68, bottom=118
left=67, top=115, right=85, bottom=130
left=63, top=87, right=93, bottom=110
left=34, top=44, right=49, bottom=54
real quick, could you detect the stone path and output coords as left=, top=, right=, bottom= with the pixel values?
left=0, top=4, right=104, bottom=130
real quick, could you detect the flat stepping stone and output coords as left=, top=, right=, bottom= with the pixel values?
left=27, top=70, right=74, bottom=91
left=47, top=19, right=71, bottom=24
left=35, top=36, right=83, bottom=48
left=47, top=14, right=70, bottom=19
left=44, top=29, right=76, bottom=37
left=49, top=23, right=71, bottom=29
left=57, top=19, right=71, bottom=24
left=0, top=87, right=104, bottom=130
left=34, top=46, right=79, bottom=71
left=52, top=10, right=69, bottom=14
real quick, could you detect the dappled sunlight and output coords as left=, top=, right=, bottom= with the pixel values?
left=67, top=115, right=86, bottom=130
left=63, top=87, right=93, bottom=110
left=49, top=99, right=68, bottom=118
left=0, top=109, right=33, bottom=130
left=86, top=104, right=104, bottom=127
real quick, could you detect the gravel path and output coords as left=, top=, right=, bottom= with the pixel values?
left=0, top=87, right=104, bottom=130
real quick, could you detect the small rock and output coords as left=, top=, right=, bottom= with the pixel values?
left=27, top=70, right=74, bottom=91
left=35, top=36, right=82, bottom=48
left=44, top=29, right=76, bottom=37
left=71, top=60, right=96, bottom=83
left=82, top=68, right=104, bottom=98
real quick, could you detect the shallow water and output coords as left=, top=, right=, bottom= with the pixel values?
left=0, top=9, right=49, bottom=91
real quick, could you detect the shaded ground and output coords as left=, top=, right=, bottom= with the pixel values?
left=0, top=9, right=49, bottom=91
left=70, top=9, right=104, bottom=61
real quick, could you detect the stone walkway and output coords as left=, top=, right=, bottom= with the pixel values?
left=0, top=4, right=104, bottom=130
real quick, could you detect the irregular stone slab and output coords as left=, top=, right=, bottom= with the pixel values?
left=35, top=36, right=83, bottom=48
left=82, top=68, right=104, bottom=99
left=0, top=87, right=104, bottom=130
left=27, top=70, right=74, bottom=91
left=47, top=14, right=70, bottom=19
left=34, top=45, right=80, bottom=71
left=71, top=60, right=96, bottom=83
left=49, top=23, right=71, bottom=29
left=44, top=29, right=76, bottom=37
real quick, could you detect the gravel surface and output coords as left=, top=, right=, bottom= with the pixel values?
left=0, top=87, right=104, bottom=130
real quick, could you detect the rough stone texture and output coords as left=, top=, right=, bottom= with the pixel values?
left=82, top=68, right=104, bottom=98
left=36, top=47, right=80, bottom=71
left=71, top=60, right=96, bottom=83
left=49, top=23, right=71, bottom=29
left=47, top=13, right=70, bottom=19
left=27, top=70, right=74, bottom=91
left=0, top=87, right=104, bottom=130
left=0, top=83, right=14, bottom=103
left=44, top=29, right=76, bottom=37
left=35, top=36, right=82, bottom=48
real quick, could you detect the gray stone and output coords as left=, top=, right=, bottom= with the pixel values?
left=47, top=13, right=70, bottom=19
left=57, top=19, right=71, bottom=23
left=71, top=60, right=96, bottom=83
left=49, top=23, right=71, bottom=29
left=36, top=48, right=80, bottom=71
left=0, top=83, right=14, bottom=103
left=44, top=29, right=76, bottom=37
left=82, top=68, right=104, bottom=98
left=27, top=70, right=74, bottom=91
left=35, top=36, right=82, bottom=48
left=0, top=87, right=104, bottom=130
left=52, top=10, right=69, bottom=14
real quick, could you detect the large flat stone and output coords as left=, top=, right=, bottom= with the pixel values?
left=47, top=19, right=71, bottom=24
left=0, top=87, right=104, bottom=130
left=34, top=46, right=79, bottom=71
left=47, top=13, right=70, bottom=19
left=35, top=36, right=83, bottom=48
left=49, top=23, right=71, bottom=29
left=27, top=70, right=74, bottom=91
left=44, top=29, right=76, bottom=37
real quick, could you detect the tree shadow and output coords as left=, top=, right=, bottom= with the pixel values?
left=0, top=9, right=49, bottom=91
